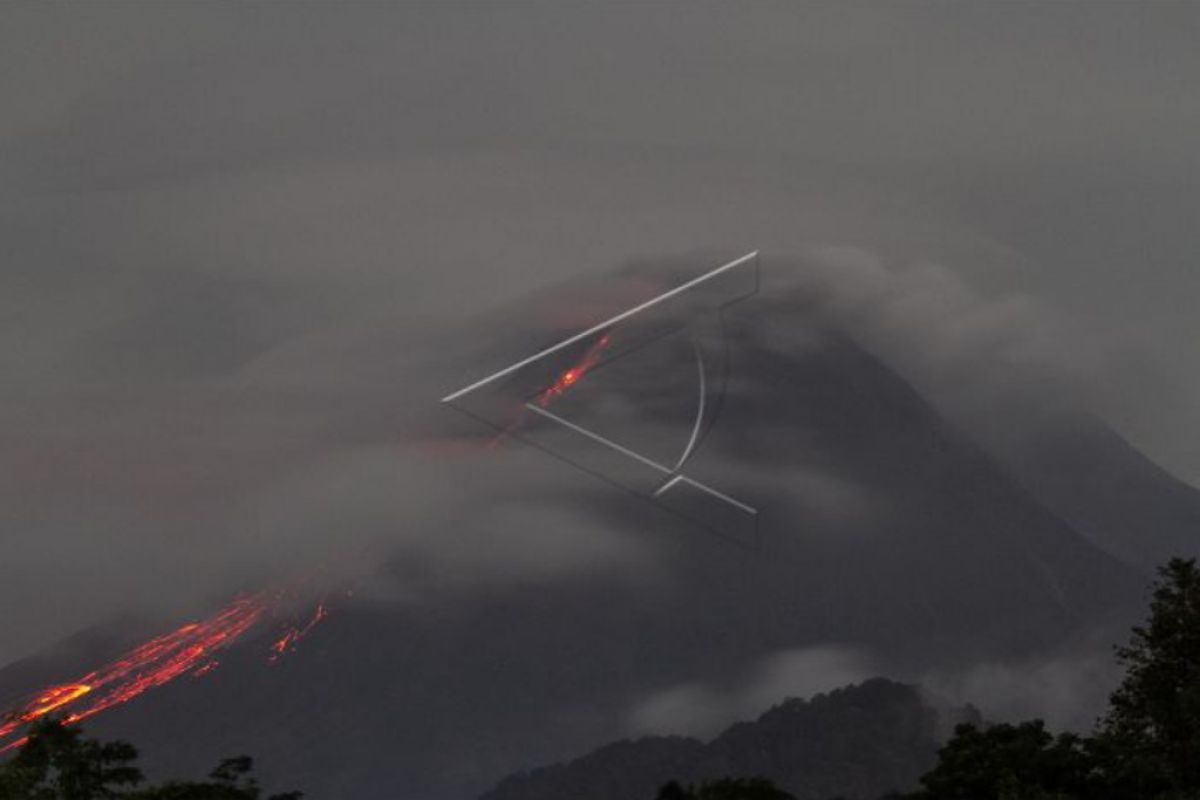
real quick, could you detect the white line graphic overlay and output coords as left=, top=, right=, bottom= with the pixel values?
left=441, top=251, right=757, bottom=403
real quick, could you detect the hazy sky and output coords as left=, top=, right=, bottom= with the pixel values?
left=3, top=2, right=1200, bottom=661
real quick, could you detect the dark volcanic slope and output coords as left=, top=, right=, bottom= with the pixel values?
left=482, top=678, right=980, bottom=800
left=0, top=313, right=1154, bottom=800
left=687, top=328, right=1144, bottom=660
left=997, top=415, right=1200, bottom=572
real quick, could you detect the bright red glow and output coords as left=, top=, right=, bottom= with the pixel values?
left=537, top=333, right=611, bottom=407
left=268, top=602, right=329, bottom=664
left=0, top=592, right=277, bottom=754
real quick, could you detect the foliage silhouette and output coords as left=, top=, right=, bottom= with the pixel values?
left=898, top=557, right=1200, bottom=800
left=0, top=719, right=300, bottom=800
left=649, top=558, right=1200, bottom=800
left=655, top=777, right=795, bottom=800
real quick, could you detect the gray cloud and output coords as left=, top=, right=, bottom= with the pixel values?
left=921, top=649, right=1121, bottom=733
left=756, top=248, right=1104, bottom=432
left=625, top=645, right=876, bottom=739
left=3, top=3, right=1199, bottom=664
left=626, top=640, right=1122, bottom=741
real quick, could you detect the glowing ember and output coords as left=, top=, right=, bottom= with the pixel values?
left=268, top=602, right=329, bottom=664
left=485, top=331, right=615, bottom=450
left=0, top=592, right=274, bottom=754
left=12, top=683, right=93, bottom=723
left=191, top=661, right=219, bottom=678
left=537, top=332, right=611, bottom=407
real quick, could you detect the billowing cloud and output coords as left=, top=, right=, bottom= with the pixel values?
left=4, top=2, right=1200, bottom=667
left=756, top=248, right=1103, bottom=428
left=626, top=645, right=876, bottom=738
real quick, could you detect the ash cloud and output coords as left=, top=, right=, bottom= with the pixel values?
left=755, top=248, right=1105, bottom=443
left=2, top=2, right=1199, bottom=667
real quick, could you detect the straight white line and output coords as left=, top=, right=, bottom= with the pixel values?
left=675, top=475, right=758, bottom=516
left=523, top=404, right=671, bottom=475
left=441, top=251, right=758, bottom=403
left=525, top=403, right=758, bottom=516
left=652, top=474, right=685, bottom=497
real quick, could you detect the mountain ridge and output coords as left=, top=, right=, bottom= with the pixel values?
left=481, top=678, right=981, bottom=800
left=0, top=306, right=1183, bottom=800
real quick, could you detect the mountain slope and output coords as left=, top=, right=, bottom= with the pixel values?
left=481, top=678, right=979, bottom=800
left=0, top=307, right=1159, bottom=800
left=994, top=415, right=1200, bottom=572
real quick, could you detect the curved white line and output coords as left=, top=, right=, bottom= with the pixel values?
left=670, top=334, right=706, bottom=473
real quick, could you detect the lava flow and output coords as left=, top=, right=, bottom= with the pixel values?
left=0, top=590, right=327, bottom=754
left=485, top=330, right=614, bottom=450
left=536, top=332, right=611, bottom=407
left=0, top=331, right=607, bottom=756
left=268, top=602, right=329, bottom=664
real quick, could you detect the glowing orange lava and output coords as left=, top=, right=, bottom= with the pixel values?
left=268, top=602, right=329, bottom=664
left=15, top=684, right=93, bottom=723
left=537, top=332, right=611, bottom=407
left=0, top=592, right=275, bottom=754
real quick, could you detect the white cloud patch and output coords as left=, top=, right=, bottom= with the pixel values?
left=768, top=247, right=1104, bottom=419
left=626, top=644, right=876, bottom=739
left=921, top=650, right=1121, bottom=733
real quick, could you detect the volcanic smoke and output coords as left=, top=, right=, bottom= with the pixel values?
left=0, top=330, right=607, bottom=755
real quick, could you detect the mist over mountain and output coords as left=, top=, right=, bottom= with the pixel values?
left=5, top=6, right=1200, bottom=800
left=0, top=278, right=1177, bottom=799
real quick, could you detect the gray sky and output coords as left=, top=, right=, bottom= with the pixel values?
left=3, top=2, right=1200, bottom=662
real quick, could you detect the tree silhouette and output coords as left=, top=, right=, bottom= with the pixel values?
left=654, top=777, right=794, bottom=799
left=132, top=754, right=300, bottom=800
left=0, top=719, right=141, bottom=800
left=0, top=719, right=300, bottom=800
left=1098, top=557, right=1200, bottom=797
left=644, top=558, right=1200, bottom=800
left=906, top=720, right=1094, bottom=799
left=896, top=556, right=1200, bottom=800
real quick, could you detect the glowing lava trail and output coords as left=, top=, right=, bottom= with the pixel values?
left=268, top=602, right=329, bottom=664
left=484, top=331, right=614, bottom=450
left=0, top=592, right=282, bottom=754
left=536, top=332, right=611, bottom=407
left=0, top=327, right=609, bottom=756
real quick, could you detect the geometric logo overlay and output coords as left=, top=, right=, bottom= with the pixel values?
left=441, top=252, right=761, bottom=547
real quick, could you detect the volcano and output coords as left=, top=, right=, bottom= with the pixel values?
left=1, top=283, right=1193, bottom=800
